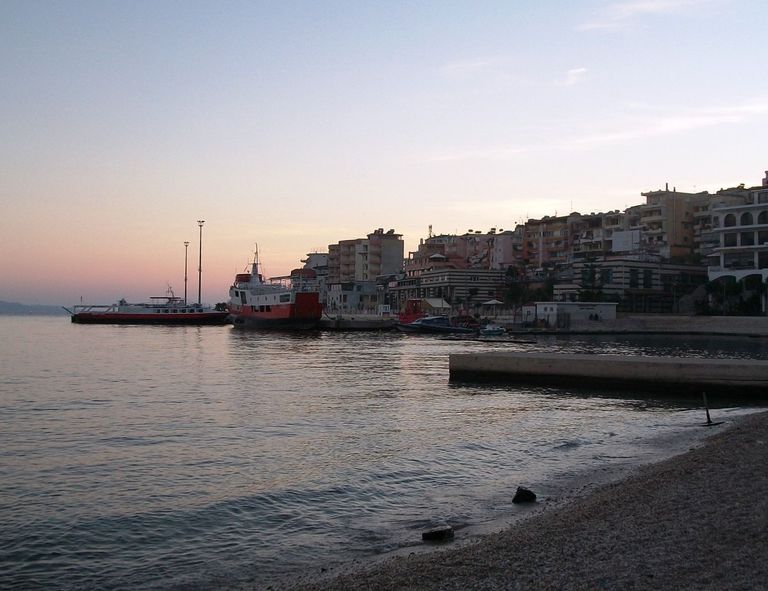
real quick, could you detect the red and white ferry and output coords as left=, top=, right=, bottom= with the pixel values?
left=69, top=290, right=229, bottom=325
left=228, top=251, right=323, bottom=330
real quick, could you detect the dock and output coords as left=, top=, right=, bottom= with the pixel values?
left=449, top=352, right=768, bottom=393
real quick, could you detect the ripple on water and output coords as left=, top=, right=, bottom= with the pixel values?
left=1, top=317, right=766, bottom=589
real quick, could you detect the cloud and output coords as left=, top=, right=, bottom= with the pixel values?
left=558, top=67, right=588, bottom=86
left=579, top=0, right=717, bottom=31
left=426, top=100, right=768, bottom=162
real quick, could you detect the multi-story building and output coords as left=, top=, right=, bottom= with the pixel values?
left=707, top=175, right=768, bottom=283
left=327, top=229, right=403, bottom=284
left=636, top=185, right=706, bottom=261
left=553, top=258, right=708, bottom=313
left=393, top=227, right=524, bottom=312
left=325, top=229, right=403, bottom=313
left=521, top=215, right=570, bottom=269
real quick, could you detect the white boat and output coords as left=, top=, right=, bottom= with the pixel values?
left=68, top=290, right=228, bottom=325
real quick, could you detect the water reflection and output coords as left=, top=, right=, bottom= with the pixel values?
left=1, top=318, right=766, bottom=590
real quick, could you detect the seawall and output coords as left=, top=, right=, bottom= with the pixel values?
left=449, top=352, right=768, bottom=393
left=494, top=314, right=768, bottom=337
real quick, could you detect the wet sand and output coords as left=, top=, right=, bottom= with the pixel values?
left=274, top=410, right=768, bottom=590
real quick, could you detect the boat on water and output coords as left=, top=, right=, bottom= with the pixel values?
left=396, top=315, right=478, bottom=334
left=68, top=291, right=229, bottom=325
left=479, top=323, right=506, bottom=336
left=228, top=250, right=323, bottom=330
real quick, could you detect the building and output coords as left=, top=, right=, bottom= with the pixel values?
left=324, top=229, right=403, bottom=313
left=327, top=229, right=404, bottom=284
left=707, top=175, right=768, bottom=284
left=521, top=215, right=570, bottom=270
left=553, top=258, right=708, bottom=313
left=635, top=185, right=707, bottom=261
left=525, top=301, right=618, bottom=327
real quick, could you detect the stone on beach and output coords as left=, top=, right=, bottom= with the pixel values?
left=421, top=525, right=454, bottom=542
left=512, top=486, right=536, bottom=504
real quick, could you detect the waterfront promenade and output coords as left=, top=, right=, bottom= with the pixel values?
left=501, top=313, right=768, bottom=337
left=277, top=411, right=768, bottom=590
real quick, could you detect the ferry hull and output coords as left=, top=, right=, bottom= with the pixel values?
left=71, top=312, right=230, bottom=325
left=228, top=293, right=322, bottom=330
left=231, top=315, right=320, bottom=330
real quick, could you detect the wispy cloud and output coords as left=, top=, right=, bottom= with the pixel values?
left=557, top=67, right=588, bottom=86
left=579, top=0, right=717, bottom=31
left=427, top=101, right=768, bottom=162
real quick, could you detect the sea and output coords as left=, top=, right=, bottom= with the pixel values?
left=1, top=315, right=767, bottom=590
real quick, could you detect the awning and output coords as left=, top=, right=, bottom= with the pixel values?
left=423, top=298, right=451, bottom=309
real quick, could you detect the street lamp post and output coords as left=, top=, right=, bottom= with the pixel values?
left=183, top=241, right=190, bottom=304
left=197, top=220, right=205, bottom=305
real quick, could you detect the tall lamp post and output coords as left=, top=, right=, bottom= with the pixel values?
left=197, top=220, right=205, bottom=305
left=183, top=241, right=190, bottom=303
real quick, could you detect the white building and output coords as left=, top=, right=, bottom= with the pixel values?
left=524, top=301, right=617, bottom=328
left=707, top=174, right=768, bottom=283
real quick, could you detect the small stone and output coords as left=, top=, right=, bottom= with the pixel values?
left=513, top=486, right=537, bottom=503
left=421, top=525, right=454, bottom=542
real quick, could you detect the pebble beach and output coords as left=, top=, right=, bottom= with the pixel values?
left=274, top=410, right=768, bottom=591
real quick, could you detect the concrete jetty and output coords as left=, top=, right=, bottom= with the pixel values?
left=449, top=352, right=768, bottom=393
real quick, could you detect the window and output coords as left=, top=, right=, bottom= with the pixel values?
left=629, top=268, right=639, bottom=288
left=643, top=269, right=653, bottom=288
left=741, top=232, right=755, bottom=246
left=724, top=214, right=737, bottom=227
left=741, top=212, right=754, bottom=226
left=758, top=211, right=768, bottom=225
left=724, top=233, right=737, bottom=247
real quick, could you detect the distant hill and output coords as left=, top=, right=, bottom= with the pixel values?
left=0, top=301, right=69, bottom=316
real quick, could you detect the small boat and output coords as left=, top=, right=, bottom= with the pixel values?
left=228, top=248, right=323, bottom=330
left=396, top=315, right=478, bottom=334
left=479, top=323, right=506, bottom=336
left=68, top=291, right=229, bottom=325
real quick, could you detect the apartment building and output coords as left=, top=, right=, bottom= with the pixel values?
left=521, top=215, right=570, bottom=268
left=707, top=175, right=768, bottom=282
left=636, top=185, right=706, bottom=261
left=327, top=229, right=403, bottom=283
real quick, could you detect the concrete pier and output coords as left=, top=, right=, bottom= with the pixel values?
left=449, top=352, right=768, bottom=393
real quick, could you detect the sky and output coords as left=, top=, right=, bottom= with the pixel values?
left=2, top=0, right=767, bottom=305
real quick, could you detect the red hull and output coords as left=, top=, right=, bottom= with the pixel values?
left=229, top=293, right=322, bottom=329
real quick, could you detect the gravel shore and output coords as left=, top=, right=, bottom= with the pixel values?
left=276, top=410, right=768, bottom=591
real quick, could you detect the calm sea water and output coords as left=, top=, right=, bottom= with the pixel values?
left=1, top=316, right=766, bottom=590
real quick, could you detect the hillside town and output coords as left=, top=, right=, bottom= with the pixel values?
left=290, top=170, right=768, bottom=320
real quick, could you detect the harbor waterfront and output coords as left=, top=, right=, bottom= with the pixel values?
left=1, top=316, right=767, bottom=590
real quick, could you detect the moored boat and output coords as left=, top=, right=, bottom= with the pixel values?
left=479, top=323, right=506, bottom=336
left=227, top=250, right=323, bottom=330
left=396, top=315, right=478, bottom=334
left=68, top=292, right=229, bottom=325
